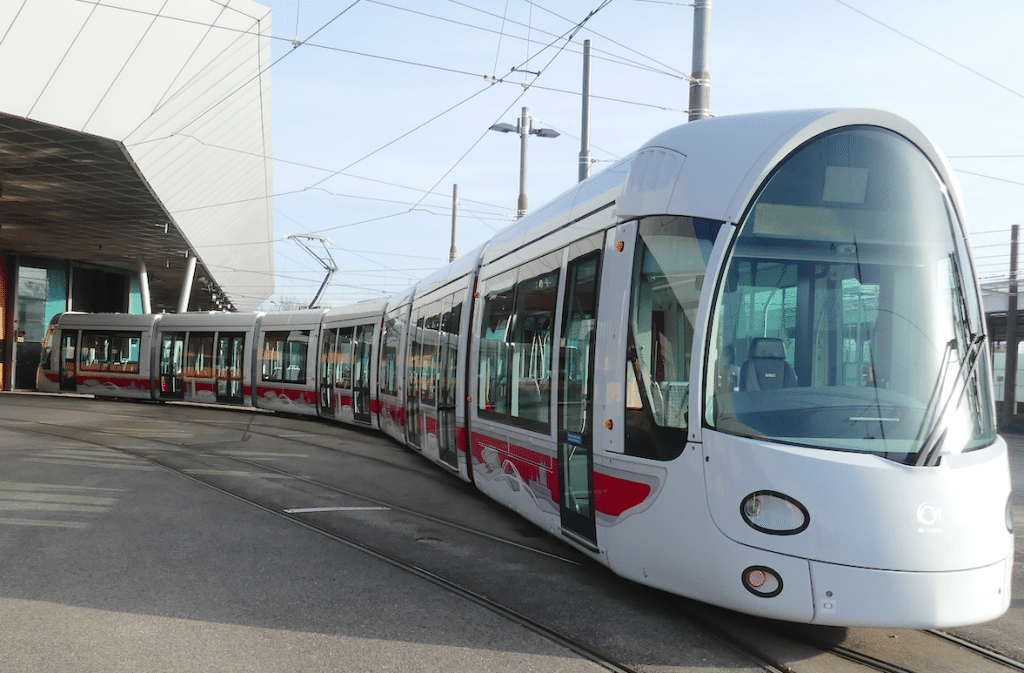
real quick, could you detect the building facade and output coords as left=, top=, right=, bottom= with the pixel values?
left=0, top=0, right=274, bottom=389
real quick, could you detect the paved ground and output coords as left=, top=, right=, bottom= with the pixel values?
left=0, top=394, right=763, bottom=673
left=0, top=396, right=611, bottom=673
left=0, top=392, right=1020, bottom=673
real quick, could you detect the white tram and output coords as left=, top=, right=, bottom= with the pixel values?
left=37, top=109, right=1014, bottom=628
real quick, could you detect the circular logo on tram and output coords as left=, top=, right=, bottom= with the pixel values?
left=916, top=502, right=942, bottom=526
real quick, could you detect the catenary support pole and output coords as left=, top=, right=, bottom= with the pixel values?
left=177, top=254, right=197, bottom=313
left=688, top=0, right=711, bottom=121
left=579, top=39, right=593, bottom=182
left=1003, top=224, right=1019, bottom=427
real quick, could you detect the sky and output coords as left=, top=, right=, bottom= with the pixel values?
left=247, top=0, right=1024, bottom=310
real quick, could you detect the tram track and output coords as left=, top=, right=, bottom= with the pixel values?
left=679, top=599, right=1024, bottom=673
left=31, top=399, right=586, bottom=567
left=8, top=411, right=640, bottom=673
left=5, top=395, right=1022, bottom=673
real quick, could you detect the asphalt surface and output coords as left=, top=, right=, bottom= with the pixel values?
left=0, top=392, right=1021, bottom=673
left=0, top=413, right=596, bottom=672
left=0, top=393, right=763, bottom=673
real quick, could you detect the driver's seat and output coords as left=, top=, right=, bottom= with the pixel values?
left=740, top=338, right=798, bottom=391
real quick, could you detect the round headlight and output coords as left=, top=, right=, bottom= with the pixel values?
left=742, top=565, right=783, bottom=598
left=741, top=491, right=809, bottom=535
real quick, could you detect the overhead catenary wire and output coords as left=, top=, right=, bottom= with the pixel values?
left=446, top=0, right=691, bottom=79
left=834, top=0, right=1024, bottom=103
left=407, top=0, right=615, bottom=215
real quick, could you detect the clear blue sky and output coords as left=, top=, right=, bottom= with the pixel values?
left=250, top=0, right=1024, bottom=309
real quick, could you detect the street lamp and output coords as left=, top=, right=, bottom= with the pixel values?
left=488, top=107, right=560, bottom=219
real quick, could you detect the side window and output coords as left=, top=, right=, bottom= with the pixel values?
left=559, top=241, right=601, bottom=439
left=478, top=270, right=516, bottom=418
left=407, top=307, right=423, bottom=400
left=626, top=215, right=720, bottom=460
left=509, top=253, right=560, bottom=430
left=420, top=302, right=441, bottom=406
left=477, top=252, right=561, bottom=433
left=187, top=333, right=215, bottom=378
left=379, top=310, right=402, bottom=396
left=354, top=322, right=374, bottom=389
left=262, top=330, right=310, bottom=383
left=41, top=320, right=57, bottom=371
left=79, top=331, right=142, bottom=373
left=113, top=334, right=142, bottom=373
left=80, top=332, right=107, bottom=371
left=337, top=328, right=353, bottom=389
left=438, top=294, right=461, bottom=408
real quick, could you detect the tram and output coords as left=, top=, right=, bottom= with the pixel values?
left=37, top=109, right=1014, bottom=628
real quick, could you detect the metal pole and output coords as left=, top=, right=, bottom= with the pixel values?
left=579, top=39, right=593, bottom=182
left=688, top=0, right=711, bottom=121
left=517, top=107, right=529, bottom=218
left=137, top=257, right=152, bottom=314
left=449, top=184, right=459, bottom=262
left=1004, top=224, right=1019, bottom=428
left=177, top=254, right=197, bottom=313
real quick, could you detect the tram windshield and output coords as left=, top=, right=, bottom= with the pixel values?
left=704, top=126, right=995, bottom=463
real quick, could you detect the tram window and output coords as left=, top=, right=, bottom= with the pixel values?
left=625, top=216, right=720, bottom=461
left=337, top=328, right=353, bottom=389
left=407, top=307, right=423, bottom=400
left=478, top=270, right=516, bottom=418
left=379, top=310, right=403, bottom=396
left=439, top=295, right=462, bottom=408
left=354, top=323, right=374, bottom=391
left=262, top=330, right=310, bottom=383
left=420, top=303, right=441, bottom=406
left=78, top=331, right=142, bottom=374
left=40, top=320, right=56, bottom=371
left=510, top=254, right=560, bottom=429
left=560, top=246, right=601, bottom=436
left=704, top=126, right=996, bottom=458
left=187, top=333, right=215, bottom=378
left=628, top=217, right=720, bottom=429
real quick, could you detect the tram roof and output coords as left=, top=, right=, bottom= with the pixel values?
left=471, top=109, right=960, bottom=272
left=618, top=108, right=959, bottom=226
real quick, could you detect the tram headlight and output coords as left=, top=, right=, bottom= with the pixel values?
left=1008, top=495, right=1015, bottom=534
left=740, top=491, right=809, bottom=535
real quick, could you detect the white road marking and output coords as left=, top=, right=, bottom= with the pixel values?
left=0, top=517, right=90, bottom=529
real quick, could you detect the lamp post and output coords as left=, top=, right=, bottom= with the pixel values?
left=489, top=107, right=560, bottom=219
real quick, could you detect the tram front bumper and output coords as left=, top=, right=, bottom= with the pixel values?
left=807, top=555, right=1012, bottom=628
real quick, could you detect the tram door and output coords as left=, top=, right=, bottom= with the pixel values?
left=60, top=331, right=77, bottom=391
left=352, top=324, right=372, bottom=424
left=159, top=332, right=185, bottom=399
left=437, top=296, right=460, bottom=469
left=405, top=308, right=423, bottom=448
left=216, top=333, right=245, bottom=404
left=558, top=240, right=602, bottom=544
left=319, top=328, right=338, bottom=417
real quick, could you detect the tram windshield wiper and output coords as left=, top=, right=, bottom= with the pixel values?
left=913, top=332, right=986, bottom=467
left=913, top=252, right=986, bottom=467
